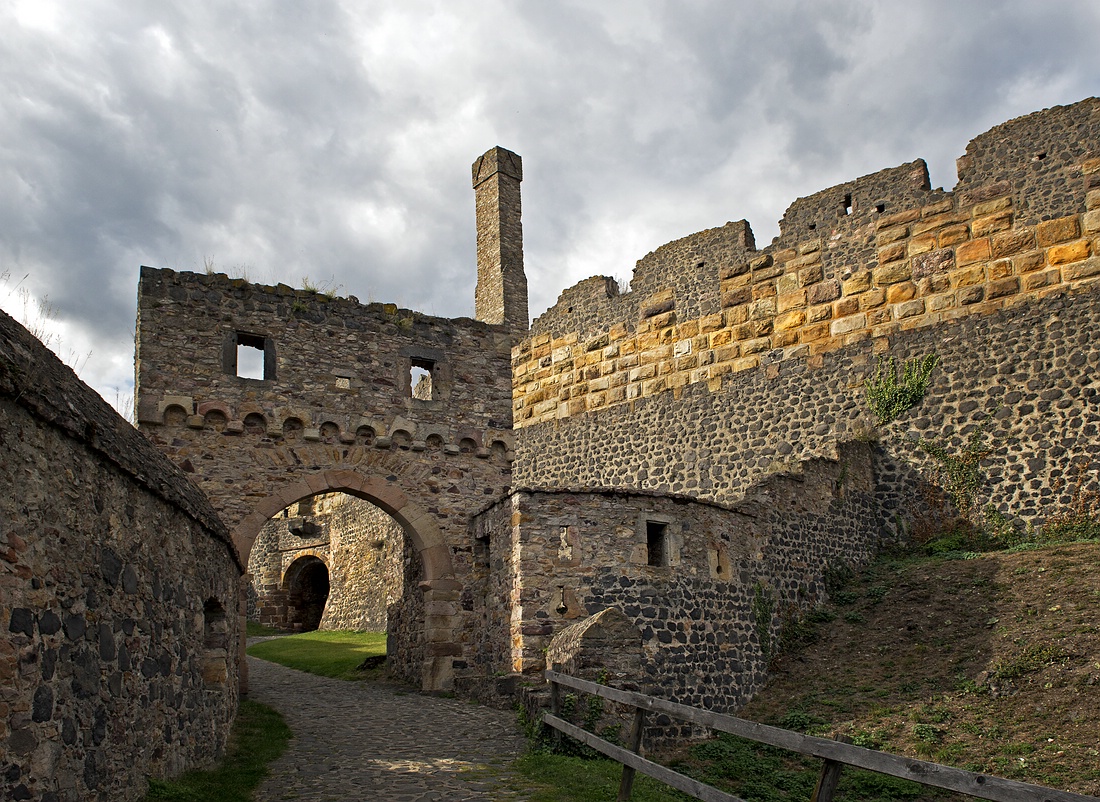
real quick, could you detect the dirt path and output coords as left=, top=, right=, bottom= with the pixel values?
left=247, top=655, right=531, bottom=801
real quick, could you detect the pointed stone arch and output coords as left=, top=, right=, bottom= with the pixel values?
left=232, top=469, right=461, bottom=691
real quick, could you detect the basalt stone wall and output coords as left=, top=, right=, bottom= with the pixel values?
left=465, top=442, right=881, bottom=720
left=513, top=99, right=1100, bottom=532
left=247, top=493, right=405, bottom=632
left=0, top=309, right=242, bottom=802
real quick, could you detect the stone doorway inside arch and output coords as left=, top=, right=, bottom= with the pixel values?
left=247, top=492, right=419, bottom=641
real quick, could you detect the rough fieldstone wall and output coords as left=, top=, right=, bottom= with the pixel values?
left=135, top=266, right=516, bottom=689
left=467, top=442, right=880, bottom=721
left=247, top=493, right=405, bottom=632
left=0, top=309, right=242, bottom=802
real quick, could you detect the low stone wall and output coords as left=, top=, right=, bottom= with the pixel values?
left=0, top=310, right=242, bottom=802
left=466, top=443, right=881, bottom=724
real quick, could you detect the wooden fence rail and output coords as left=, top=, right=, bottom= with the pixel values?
left=543, top=670, right=1099, bottom=802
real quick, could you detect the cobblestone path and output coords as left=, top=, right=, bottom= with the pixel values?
left=247, top=655, right=532, bottom=801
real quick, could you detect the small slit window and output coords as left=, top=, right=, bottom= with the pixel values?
left=646, top=521, right=669, bottom=567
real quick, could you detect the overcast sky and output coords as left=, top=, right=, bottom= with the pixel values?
left=2, top=1, right=1098, bottom=413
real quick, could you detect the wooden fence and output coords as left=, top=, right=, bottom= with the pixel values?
left=544, top=670, right=1099, bottom=802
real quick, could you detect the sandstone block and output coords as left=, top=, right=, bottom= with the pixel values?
left=927, top=293, right=955, bottom=312
left=1037, top=216, right=1081, bottom=246
left=1063, top=257, right=1100, bottom=281
left=773, top=329, right=799, bottom=348
left=923, top=198, right=954, bottom=216
left=774, top=310, right=806, bottom=331
left=841, top=272, right=871, bottom=295
left=776, top=274, right=800, bottom=296
left=876, top=226, right=909, bottom=246
left=1084, top=210, right=1100, bottom=234
left=721, top=287, right=751, bottom=308
left=777, top=290, right=807, bottom=313
left=801, top=322, right=830, bottom=342
left=972, top=212, right=1013, bottom=237
left=1047, top=240, right=1090, bottom=265
left=752, top=281, right=777, bottom=300
left=878, top=243, right=907, bottom=264
left=860, top=288, right=886, bottom=309
left=952, top=265, right=986, bottom=288
left=799, top=264, right=824, bottom=287
left=1087, top=190, right=1100, bottom=210
left=867, top=308, right=893, bottom=326
left=972, top=196, right=1011, bottom=216
left=1013, top=251, right=1045, bottom=274
left=988, top=260, right=1013, bottom=280
left=807, top=303, right=832, bottom=323
left=959, top=285, right=984, bottom=305
left=834, top=296, right=859, bottom=317
left=873, top=263, right=912, bottom=285
left=876, top=208, right=920, bottom=230
left=956, top=238, right=991, bottom=265
left=830, top=313, right=866, bottom=336
left=939, top=225, right=970, bottom=246
left=908, top=236, right=935, bottom=256
left=991, top=229, right=1036, bottom=258
left=741, top=337, right=770, bottom=355
left=1023, top=269, right=1061, bottom=291
left=987, top=277, right=1020, bottom=299
left=886, top=283, right=916, bottom=304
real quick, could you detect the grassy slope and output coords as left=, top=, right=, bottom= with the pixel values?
left=722, top=541, right=1100, bottom=798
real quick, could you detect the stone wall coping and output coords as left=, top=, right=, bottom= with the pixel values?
left=0, top=307, right=242, bottom=571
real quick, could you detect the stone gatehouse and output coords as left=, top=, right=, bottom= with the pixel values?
left=133, top=99, right=1100, bottom=714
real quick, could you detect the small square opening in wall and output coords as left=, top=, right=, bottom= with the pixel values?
left=230, top=332, right=273, bottom=381
left=646, top=520, right=669, bottom=567
left=410, top=358, right=434, bottom=400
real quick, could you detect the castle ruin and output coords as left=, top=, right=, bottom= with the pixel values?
left=4, top=98, right=1099, bottom=799
left=134, top=98, right=1100, bottom=709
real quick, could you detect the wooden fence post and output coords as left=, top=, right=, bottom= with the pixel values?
left=616, top=706, right=647, bottom=801
left=549, top=678, right=562, bottom=749
left=811, top=735, right=853, bottom=802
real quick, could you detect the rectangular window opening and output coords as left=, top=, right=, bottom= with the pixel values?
left=410, top=358, right=434, bottom=400
left=646, top=521, right=668, bottom=567
left=234, top=332, right=271, bottom=380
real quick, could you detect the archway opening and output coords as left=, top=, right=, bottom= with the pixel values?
left=284, top=556, right=330, bottom=631
left=234, top=473, right=456, bottom=691
left=245, top=492, right=423, bottom=660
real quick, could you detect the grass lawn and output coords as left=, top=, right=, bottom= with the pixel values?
left=246, top=629, right=387, bottom=680
left=144, top=699, right=290, bottom=802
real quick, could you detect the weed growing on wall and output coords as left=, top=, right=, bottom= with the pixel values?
left=751, top=582, right=776, bottom=661
left=864, top=353, right=939, bottom=425
left=918, top=413, right=995, bottom=526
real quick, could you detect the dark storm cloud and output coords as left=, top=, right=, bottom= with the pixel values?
left=1, top=0, right=1098, bottom=408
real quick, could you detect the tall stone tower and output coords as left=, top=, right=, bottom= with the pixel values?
left=472, top=146, right=528, bottom=330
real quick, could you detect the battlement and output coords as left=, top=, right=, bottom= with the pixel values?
left=514, top=98, right=1100, bottom=428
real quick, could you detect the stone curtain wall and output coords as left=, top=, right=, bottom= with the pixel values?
left=135, top=267, right=516, bottom=689
left=513, top=98, right=1100, bottom=530
left=467, top=443, right=880, bottom=718
left=0, top=309, right=242, bottom=802
left=247, top=493, right=405, bottom=631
